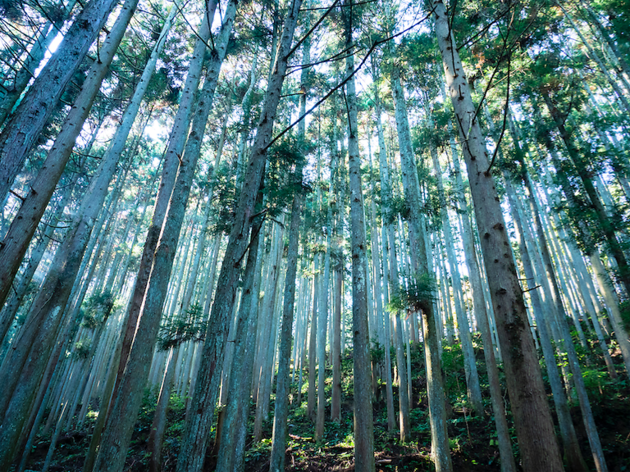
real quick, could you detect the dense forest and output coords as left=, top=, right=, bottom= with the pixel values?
left=0, top=0, right=629, bottom=470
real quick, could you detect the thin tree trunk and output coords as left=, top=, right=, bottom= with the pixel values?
left=504, top=173, right=589, bottom=472
left=430, top=142, right=483, bottom=414
left=308, top=255, right=319, bottom=420
left=0, top=1, right=79, bottom=126
left=111, top=3, right=216, bottom=404
left=449, top=138, right=516, bottom=472
left=371, top=60, right=398, bottom=434
left=0, top=0, right=142, bottom=312
left=215, top=202, right=265, bottom=472
left=269, top=180, right=303, bottom=471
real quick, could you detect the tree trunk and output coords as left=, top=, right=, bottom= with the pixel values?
left=0, top=176, right=75, bottom=346
left=0, top=0, right=119, bottom=202
left=371, top=60, right=398, bottom=434
left=503, top=173, right=588, bottom=472
left=0, top=1, right=79, bottom=126
left=92, top=3, right=236, bottom=469
left=449, top=136, right=516, bottom=472
left=432, top=2, right=564, bottom=469
left=343, top=5, right=374, bottom=469
left=215, top=200, right=265, bottom=472
left=0, top=0, right=143, bottom=311
left=175, top=0, right=303, bottom=467
left=543, top=95, right=630, bottom=297
left=269, top=183, right=303, bottom=471
left=308, top=256, right=319, bottom=420
left=112, top=3, right=217, bottom=403
left=430, top=140, right=483, bottom=414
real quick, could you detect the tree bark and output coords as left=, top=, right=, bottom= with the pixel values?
left=0, top=0, right=144, bottom=310
left=0, top=0, right=119, bottom=202
left=269, top=183, right=303, bottom=471
left=343, top=4, right=375, bottom=469
left=432, top=2, right=564, bottom=469
left=175, top=0, right=303, bottom=467
left=92, top=3, right=236, bottom=469
left=449, top=135, right=516, bottom=472
left=430, top=139, right=483, bottom=414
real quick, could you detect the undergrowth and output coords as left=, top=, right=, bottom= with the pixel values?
left=23, top=338, right=630, bottom=471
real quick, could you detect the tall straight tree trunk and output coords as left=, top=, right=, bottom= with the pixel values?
left=0, top=176, right=76, bottom=347
left=503, top=173, right=588, bottom=472
left=316, top=186, right=332, bottom=440
left=449, top=140, right=516, bottom=472
left=0, top=0, right=79, bottom=126
left=343, top=4, right=374, bottom=470
left=92, top=4, right=236, bottom=469
left=372, top=75, right=397, bottom=432
left=430, top=138, right=483, bottom=414
left=111, top=4, right=217, bottom=404
left=388, top=69, right=416, bottom=439
left=0, top=0, right=143, bottom=310
left=253, top=222, right=284, bottom=441
left=366, top=130, right=392, bottom=427
left=543, top=95, right=630, bottom=297
left=0, top=134, right=133, bottom=469
left=432, top=2, right=564, bottom=469
left=0, top=0, right=119, bottom=202
left=175, top=0, right=304, bottom=468
left=269, top=37, right=310, bottom=465
left=308, top=255, right=319, bottom=420
left=215, top=194, right=265, bottom=472
left=390, top=74, right=451, bottom=471
left=329, top=106, right=343, bottom=425
left=269, top=182, right=303, bottom=471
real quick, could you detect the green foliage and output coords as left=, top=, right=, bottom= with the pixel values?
left=619, top=301, right=630, bottom=332
left=157, top=304, right=207, bottom=351
left=81, top=290, right=115, bottom=329
left=582, top=367, right=613, bottom=401
left=264, top=135, right=310, bottom=216
left=387, top=273, right=437, bottom=314
left=0, top=0, right=22, bottom=20
left=440, top=342, right=467, bottom=400
left=370, top=340, right=385, bottom=364
left=73, top=338, right=92, bottom=359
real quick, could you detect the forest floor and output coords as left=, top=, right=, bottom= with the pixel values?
left=26, top=340, right=630, bottom=471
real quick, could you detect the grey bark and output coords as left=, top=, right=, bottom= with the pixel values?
left=343, top=5, right=375, bottom=469
left=0, top=0, right=142, bottom=313
left=430, top=141, right=483, bottom=414
left=92, top=3, right=236, bottom=469
left=0, top=0, right=119, bottom=202
left=371, top=60, right=397, bottom=433
left=449, top=136, right=516, bottom=472
left=503, top=173, right=588, bottom=472
left=175, top=0, right=303, bottom=467
left=432, top=2, right=564, bottom=469
left=0, top=1, right=79, bottom=126
left=269, top=184, right=303, bottom=471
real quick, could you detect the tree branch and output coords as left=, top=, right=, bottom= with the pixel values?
left=485, top=51, right=511, bottom=174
